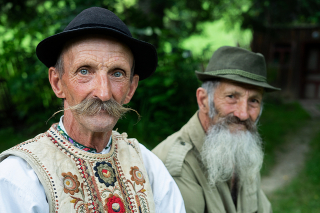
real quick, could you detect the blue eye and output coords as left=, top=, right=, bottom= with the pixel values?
left=113, top=71, right=123, bottom=77
left=80, top=69, right=88, bottom=75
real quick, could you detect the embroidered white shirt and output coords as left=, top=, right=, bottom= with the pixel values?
left=0, top=117, right=186, bottom=213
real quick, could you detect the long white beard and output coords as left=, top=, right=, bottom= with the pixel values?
left=201, top=123, right=264, bottom=187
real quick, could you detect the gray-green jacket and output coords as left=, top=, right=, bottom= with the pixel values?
left=152, top=112, right=272, bottom=213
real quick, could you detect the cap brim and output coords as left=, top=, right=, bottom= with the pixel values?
left=195, top=71, right=281, bottom=92
left=36, top=27, right=157, bottom=81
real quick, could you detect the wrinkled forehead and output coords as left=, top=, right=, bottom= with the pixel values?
left=61, top=34, right=134, bottom=62
left=218, top=79, right=264, bottom=95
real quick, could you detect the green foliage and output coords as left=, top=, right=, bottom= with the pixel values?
left=258, top=99, right=311, bottom=175
left=181, top=20, right=253, bottom=60
left=241, top=0, right=320, bottom=30
left=269, top=129, right=320, bottom=212
left=0, top=0, right=230, bottom=140
left=0, top=0, right=317, bottom=149
left=115, top=49, right=200, bottom=149
left=0, top=127, right=29, bottom=151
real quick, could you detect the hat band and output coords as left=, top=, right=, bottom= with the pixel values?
left=206, top=69, right=266, bottom=82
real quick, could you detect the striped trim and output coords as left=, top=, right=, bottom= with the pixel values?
left=205, top=69, right=266, bottom=82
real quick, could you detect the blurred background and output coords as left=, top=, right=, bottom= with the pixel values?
left=0, top=0, right=319, bottom=212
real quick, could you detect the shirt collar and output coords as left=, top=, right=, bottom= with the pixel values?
left=58, top=116, right=112, bottom=153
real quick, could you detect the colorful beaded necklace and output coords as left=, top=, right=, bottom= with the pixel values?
left=56, top=124, right=112, bottom=154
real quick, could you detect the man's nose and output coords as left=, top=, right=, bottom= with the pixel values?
left=93, top=74, right=112, bottom=101
left=233, top=100, right=250, bottom=121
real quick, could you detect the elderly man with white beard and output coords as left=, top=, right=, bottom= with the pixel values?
left=153, top=46, right=280, bottom=213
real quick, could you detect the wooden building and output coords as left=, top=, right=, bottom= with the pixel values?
left=251, top=25, right=320, bottom=99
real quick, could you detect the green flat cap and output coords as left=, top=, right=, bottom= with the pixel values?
left=195, top=46, right=280, bottom=92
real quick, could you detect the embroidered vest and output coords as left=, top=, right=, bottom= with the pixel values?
left=0, top=125, right=156, bottom=213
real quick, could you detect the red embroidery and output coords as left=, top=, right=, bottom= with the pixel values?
left=46, top=126, right=151, bottom=212
left=104, top=194, right=126, bottom=213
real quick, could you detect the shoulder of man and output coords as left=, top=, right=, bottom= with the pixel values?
left=0, top=131, right=63, bottom=165
left=152, top=129, right=193, bottom=177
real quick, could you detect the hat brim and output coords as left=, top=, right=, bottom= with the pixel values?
left=195, top=71, right=281, bottom=92
left=36, top=26, right=157, bottom=81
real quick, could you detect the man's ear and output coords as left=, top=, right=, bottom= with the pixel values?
left=48, top=67, right=65, bottom=99
left=123, top=74, right=139, bottom=104
left=196, top=87, right=210, bottom=114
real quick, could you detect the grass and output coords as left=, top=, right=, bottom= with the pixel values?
left=258, top=100, right=311, bottom=175
left=269, top=130, right=320, bottom=213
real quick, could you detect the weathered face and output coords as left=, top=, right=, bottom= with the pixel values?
left=212, top=80, right=263, bottom=132
left=57, top=36, right=137, bottom=132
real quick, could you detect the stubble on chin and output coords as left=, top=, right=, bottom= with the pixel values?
left=75, top=112, right=119, bottom=133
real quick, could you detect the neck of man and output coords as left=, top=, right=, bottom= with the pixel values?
left=63, top=110, right=112, bottom=153
left=198, top=110, right=212, bottom=133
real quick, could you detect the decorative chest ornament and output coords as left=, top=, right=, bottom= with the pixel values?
left=0, top=125, right=156, bottom=213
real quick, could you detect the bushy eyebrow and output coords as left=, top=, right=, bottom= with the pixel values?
left=222, top=90, right=240, bottom=96
left=250, top=94, right=263, bottom=100
left=223, top=90, right=263, bottom=99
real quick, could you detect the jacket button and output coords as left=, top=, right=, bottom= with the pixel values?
left=180, top=142, right=185, bottom=146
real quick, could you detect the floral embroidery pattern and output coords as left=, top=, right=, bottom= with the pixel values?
left=104, top=194, right=126, bottom=213
left=127, top=166, right=149, bottom=212
left=135, top=195, right=143, bottom=213
left=66, top=160, right=105, bottom=212
left=61, top=172, right=80, bottom=195
left=130, top=166, right=146, bottom=185
left=47, top=126, right=153, bottom=212
left=94, top=162, right=117, bottom=187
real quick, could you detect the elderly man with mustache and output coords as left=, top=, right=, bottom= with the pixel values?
left=0, top=7, right=185, bottom=213
left=153, top=46, right=280, bottom=213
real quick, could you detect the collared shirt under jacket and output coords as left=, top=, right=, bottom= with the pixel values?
left=0, top=117, right=186, bottom=213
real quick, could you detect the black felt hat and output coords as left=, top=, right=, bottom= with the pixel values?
left=36, top=7, right=157, bottom=81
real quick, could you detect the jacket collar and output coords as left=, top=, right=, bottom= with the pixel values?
left=183, top=112, right=261, bottom=213
left=183, top=111, right=206, bottom=153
